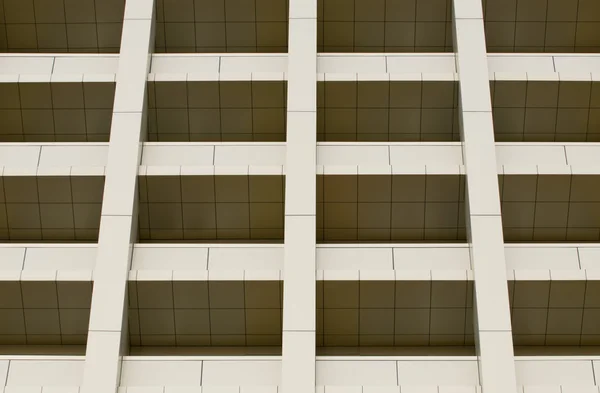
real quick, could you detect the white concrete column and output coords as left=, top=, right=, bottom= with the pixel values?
left=80, top=1, right=155, bottom=392
left=452, top=1, right=518, bottom=393
left=280, top=0, right=318, bottom=392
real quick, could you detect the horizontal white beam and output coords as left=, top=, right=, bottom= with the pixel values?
left=0, top=243, right=589, bottom=275
left=1, top=356, right=599, bottom=390
left=0, top=245, right=96, bottom=271
left=141, top=143, right=462, bottom=170
left=120, top=358, right=281, bottom=387
left=317, top=54, right=457, bottom=74
left=488, top=54, right=600, bottom=74
left=141, top=143, right=285, bottom=167
left=497, top=143, right=600, bottom=168
left=0, top=144, right=108, bottom=170
left=3, top=54, right=600, bottom=80
left=143, top=143, right=600, bottom=171
left=0, top=358, right=84, bottom=388
left=149, top=54, right=459, bottom=75
left=150, top=54, right=287, bottom=74
left=0, top=55, right=119, bottom=76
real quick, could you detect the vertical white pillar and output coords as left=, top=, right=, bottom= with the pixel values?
left=452, top=1, right=518, bottom=393
left=280, top=0, right=318, bottom=392
left=80, top=1, right=155, bottom=392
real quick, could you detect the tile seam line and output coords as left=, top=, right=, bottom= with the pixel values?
left=3, top=360, right=9, bottom=387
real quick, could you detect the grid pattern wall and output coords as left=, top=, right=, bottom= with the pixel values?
left=2, top=0, right=600, bottom=391
left=316, top=279, right=474, bottom=347
left=491, top=78, right=600, bottom=142
left=128, top=278, right=283, bottom=346
left=317, top=79, right=460, bottom=141
left=138, top=174, right=285, bottom=241
left=0, top=80, right=115, bottom=142
left=147, top=79, right=287, bottom=141
left=0, top=175, right=104, bottom=241
left=0, top=0, right=125, bottom=53
left=154, top=0, right=289, bottom=53
left=317, top=174, right=466, bottom=242
left=317, top=0, right=454, bottom=52
left=482, top=0, right=600, bottom=53
left=500, top=174, right=600, bottom=241
left=0, top=279, right=92, bottom=345
left=509, top=277, right=600, bottom=346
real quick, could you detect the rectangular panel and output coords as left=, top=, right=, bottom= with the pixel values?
left=120, top=360, right=203, bottom=386
left=579, top=248, right=600, bottom=269
left=53, top=57, right=120, bottom=74
left=150, top=56, right=220, bottom=74
left=208, top=247, right=283, bottom=270
left=389, top=145, right=463, bottom=166
left=202, top=361, right=281, bottom=386
left=0, top=361, right=8, bottom=385
left=317, top=247, right=393, bottom=270
left=565, top=146, right=600, bottom=166
left=397, top=361, right=479, bottom=386
left=214, top=146, right=286, bottom=166
left=317, top=146, right=390, bottom=166
left=487, top=56, right=556, bottom=73
left=553, top=57, right=600, bottom=73
left=504, top=247, right=580, bottom=270
left=0, top=57, right=55, bottom=74
left=0, top=146, right=41, bottom=167
left=316, top=361, right=398, bottom=386
left=387, top=56, right=457, bottom=73
left=393, top=247, right=470, bottom=270
left=6, top=360, right=84, bottom=386
left=0, top=247, right=26, bottom=270
left=131, top=247, right=209, bottom=270
left=496, top=145, right=567, bottom=166
left=515, top=360, right=596, bottom=386
left=141, top=145, right=214, bottom=166
left=317, top=56, right=387, bottom=73
left=220, top=57, right=288, bottom=73
left=24, top=247, right=97, bottom=270
left=38, top=146, right=109, bottom=167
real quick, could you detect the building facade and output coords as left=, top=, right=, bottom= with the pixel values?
left=0, top=0, right=600, bottom=392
